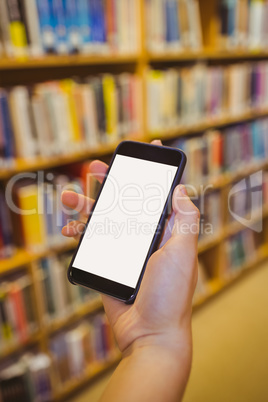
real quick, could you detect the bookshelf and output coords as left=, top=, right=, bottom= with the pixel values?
left=1, top=0, right=268, bottom=400
left=0, top=54, right=140, bottom=70
left=2, top=49, right=268, bottom=73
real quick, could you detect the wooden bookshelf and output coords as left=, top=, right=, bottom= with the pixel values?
left=0, top=109, right=267, bottom=181
left=147, top=49, right=268, bottom=62
left=0, top=141, right=136, bottom=180
left=194, top=244, right=268, bottom=309
left=0, top=330, right=42, bottom=360
left=0, top=53, right=140, bottom=70
left=1, top=0, right=268, bottom=400
left=45, top=298, right=103, bottom=336
left=0, top=240, right=76, bottom=276
left=54, top=352, right=121, bottom=401
left=149, top=108, right=268, bottom=141
left=2, top=48, right=268, bottom=72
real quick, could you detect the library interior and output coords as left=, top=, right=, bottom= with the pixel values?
left=0, top=0, right=268, bottom=401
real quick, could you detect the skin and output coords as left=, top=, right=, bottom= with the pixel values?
left=61, top=140, right=200, bottom=402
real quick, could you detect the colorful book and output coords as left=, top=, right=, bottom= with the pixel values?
left=5, top=0, right=28, bottom=57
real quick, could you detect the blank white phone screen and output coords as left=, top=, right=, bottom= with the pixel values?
left=73, top=154, right=178, bottom=288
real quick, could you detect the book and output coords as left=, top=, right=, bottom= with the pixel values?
left=0, top=273, right=37, bottom=353
left=145, top=0, right=203, bottom=52
left=0, top=353, right=53, bottom=401
left=0, top=90, right=15, bottom=163
left=166, top=0, right=180, bottom=50
left=0, top=189, right=14, bottom=259
left=0, top=0, right=13, bottom=56
left=5, top=0, right=28, bottom=58
left=21, top=0, right=43, bottom=56
left=0, top=73, right=141, bottom=162
left=102, top=75, right=117, bottom=142
left=16, top=184, right=47, bottom=251
left=170, top=117, right=268, bottom=188
left=224, top=229, right=259, bottom=274
left=147, top=62, right=268, bottom=132
left=36, top=0, right=56, bottom=53
left=186, top=0, right=203, bottom=49
left=52, top=0, right=68, bottom=54
left=12, top=170, right=84, bottom=252
left=35, top=251, right=99, bottom=324
left=50, top=312, right=117, bottom=385
left=9, top=86, right=38, bottom=159
left=217, top=0, right=268, bottom=50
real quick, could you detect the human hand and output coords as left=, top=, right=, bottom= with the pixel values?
left=61, top=141, right=199, bottom=361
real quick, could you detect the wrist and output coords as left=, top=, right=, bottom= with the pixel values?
left=123, top=327, right=192, bottom=365
left=117, top=330, right=192, bottom=402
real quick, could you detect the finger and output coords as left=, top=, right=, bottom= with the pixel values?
left=151, top=139, right=162, bottom=146
left=101, top=294, right=129, bottom=328
left=62, top=220, right=85, bottom=242
left=89, top=160, right=108, bottom=183
left=61, top=191, right=94, bottom=217
left=162, top=185, right=199, bottom=286
left=158, top=183, right=197, bottom=248
left=172, top=185, right=200, bottom=239
left=158, top=211, right=175, bottom=248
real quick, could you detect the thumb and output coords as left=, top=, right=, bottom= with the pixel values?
left=172, top=185, right=200, bottom=240
left=163, top=185, right=199, bottom=274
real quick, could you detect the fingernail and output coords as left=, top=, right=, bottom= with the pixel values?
left=178, top=185, right=187, bottom=196
left=61, top=190, right=67, bottom=200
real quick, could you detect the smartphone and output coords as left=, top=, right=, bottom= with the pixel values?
left=68, top=141, right=186, bottom=303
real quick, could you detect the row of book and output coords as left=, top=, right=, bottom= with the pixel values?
left=193, top=171, right=268, bottom=243
left=224, top=228, right=263, bottom=273
left=50, top=312, right=117, bottom=384
left=0, top=353, right=53, bottom=401
left=229, top=171, right=268, bottom=223
left=194, top=226, right=265, bottom=303
left=2, top=128, right=268, bottom=258
left=36, top=254, right=100, bottom=323
left=0, top=170, right=83, bottom=258
left=171, top=118, right=268, bottom=187
left=147, top=62, right=268, bottom=132
left=0, top=74, right=141, bottom=163
left=0, top=273, right=37, bottom=353
left=218, top=0, right=268, bottom=50
left=0, top=0, right=138, bottom=58
left=13, top=173, right=82, bottom=252
left=0, top=311, right=117, bottom=400
left=145, top=0, right=202, bottom=52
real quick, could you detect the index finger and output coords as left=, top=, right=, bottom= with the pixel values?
left=89, top=160, right=108, bottom=183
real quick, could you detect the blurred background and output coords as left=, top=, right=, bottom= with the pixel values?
left=0, top=0, right=268, bottom=401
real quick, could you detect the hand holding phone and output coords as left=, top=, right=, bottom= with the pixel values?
left=67, top=141, right=186, bottom=303
left=62, top=142, right=199, bottom=355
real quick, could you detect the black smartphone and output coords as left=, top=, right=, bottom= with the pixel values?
left=68, top=141, right=186, bottom=303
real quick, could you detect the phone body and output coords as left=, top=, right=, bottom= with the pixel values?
left=68, top=141, right=186, bottom=304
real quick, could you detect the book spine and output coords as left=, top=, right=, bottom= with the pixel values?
left=5, top=0, right=28, bottom=57
left=0, top=0, right=13, bottom=56
left=0, top=190, right=14, bottom=258
left=102, top=75, right=117, bottom=142
left=36, top=0, right=56, bottom=52
left=52, top=0, right=68, bottom=54
left=0, top=92, right=15, bottom=162
left=0, top=287, right=13, bottom=344
left=77, top=0, right=92, bottom=53
left=21, top=0, right=43, bottom=56
left=9, top=283, right=28, bottom=341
